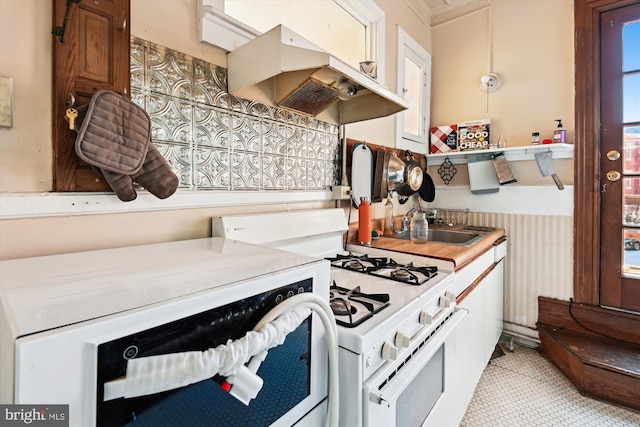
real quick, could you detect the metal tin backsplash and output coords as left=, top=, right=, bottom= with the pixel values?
left=131, top=37, right=340, bottom=191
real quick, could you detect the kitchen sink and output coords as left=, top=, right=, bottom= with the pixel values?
left=387, top=228, right=486, bottom=246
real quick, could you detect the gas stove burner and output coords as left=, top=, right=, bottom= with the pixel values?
left=330, top=297, right=356, bottom=316
left=325, top=253, right=388, bottom=273
left=391, top=268, right=413, bottom=281
left=369, top=259, right=438, bottom=286
left=329, top=282, right=390, bottom=328
left=330, top=286, right=361, bottom=318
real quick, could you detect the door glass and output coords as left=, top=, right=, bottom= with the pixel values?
left=623, top=75, right=640, bottom=122
left=620, top=18, right=640, bottom=280
left=403, top=56, right=423, bottom=137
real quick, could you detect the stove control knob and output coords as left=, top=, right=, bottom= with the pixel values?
left=445, top=291, right=457, bottom=303
left=439, top=295, right=451, bottom=308
left=381, top=341, right=398, bottom=361
left=418, top=308, right=440, bottom=325
left=395, top=332, right=410, bottom=348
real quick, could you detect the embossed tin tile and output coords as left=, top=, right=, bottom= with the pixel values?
left=154, top=141, right=192, bottom=189
left=194, top=146, right=231, bottom=190
left=132, top=37, right=340, bottom=193
left=230, top=113, right=260, bottom=153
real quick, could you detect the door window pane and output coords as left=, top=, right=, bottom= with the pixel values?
left=623, top=178, right=640, bottom=225
left=623, top=20, right=640, bottom=72
left=623, top=228, right=640, bottom=276
left=623, top=74, right=640, bottom=122
left=623, top=126, right=640, bottom=174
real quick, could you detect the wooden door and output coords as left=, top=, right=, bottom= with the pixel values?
left=52, top=0, right=130, bottom=191
left=599, top=2, right=640, bottom=312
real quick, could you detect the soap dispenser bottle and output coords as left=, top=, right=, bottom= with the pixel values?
left=553, top=119, right=566, bottom=143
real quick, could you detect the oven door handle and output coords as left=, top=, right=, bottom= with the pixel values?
left=365, top=308, right=467, bottom=406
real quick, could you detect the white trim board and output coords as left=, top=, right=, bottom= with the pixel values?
left=0, top=191, right=333, bottom=220
left=430, top=185, right=574, bottom=216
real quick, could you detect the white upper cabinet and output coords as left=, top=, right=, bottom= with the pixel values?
left=396, top=27, right=431, bottom=154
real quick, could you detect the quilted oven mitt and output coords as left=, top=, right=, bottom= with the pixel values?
left=73, top=90, right=178, bottom=201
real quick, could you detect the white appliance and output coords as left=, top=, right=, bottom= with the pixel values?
left=213, top=208, right=465, bottom=427
left=0, top=238, right=333, bottom=427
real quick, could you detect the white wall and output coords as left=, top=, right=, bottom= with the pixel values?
left=426, top=0, right=575, bottom=334
left=0, top=0, right=53, bottom=192
left=428, top=0, right=574, bottom=187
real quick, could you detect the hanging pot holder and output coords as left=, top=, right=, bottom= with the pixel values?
left=74, top=90, right=151, bottom=175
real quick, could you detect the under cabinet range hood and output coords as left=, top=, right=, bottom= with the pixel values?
left=227, top=25, right=409, bottom=124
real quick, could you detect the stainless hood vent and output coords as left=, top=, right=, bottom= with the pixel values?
left=227, top=25, right=409, bottom=124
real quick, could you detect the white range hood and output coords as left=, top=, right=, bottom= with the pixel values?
left=227, top=25, right=409, bottom=124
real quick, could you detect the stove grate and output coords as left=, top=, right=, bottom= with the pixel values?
left=368, top=259, right=438, bottom=286
left=329, top=282, right=390, bottom=328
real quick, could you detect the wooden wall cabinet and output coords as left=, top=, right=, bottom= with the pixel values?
left=52, top=0, right=131, bottom=192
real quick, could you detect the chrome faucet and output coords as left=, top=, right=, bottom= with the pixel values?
left=401, top=206, right=418, bottom=232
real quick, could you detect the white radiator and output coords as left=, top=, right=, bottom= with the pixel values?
left=467, top=212, right=574, bottom=340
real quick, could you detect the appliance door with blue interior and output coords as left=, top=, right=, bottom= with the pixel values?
left=96, top=279, right=315, bottom=427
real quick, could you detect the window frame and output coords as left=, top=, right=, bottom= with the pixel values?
left=396, top=26, right=431, bottom=154
left=199, top=0, right=386, bottom=83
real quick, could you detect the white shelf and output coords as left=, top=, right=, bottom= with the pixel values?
left=426, top=143, right=574, bottom=164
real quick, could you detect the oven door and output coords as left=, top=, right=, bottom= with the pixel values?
left=362, top=307, right=466, bottom=427
left=96, top=279, right=323, bottom=427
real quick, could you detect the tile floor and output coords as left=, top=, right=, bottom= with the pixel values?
left=460, top=339, right=640, bottom=427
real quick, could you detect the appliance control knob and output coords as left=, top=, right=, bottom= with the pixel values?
left=381, top=341, right=398, bottom=361
left=439, top=295, right=451, bottom=308
left=395, top=331, right=410, bottom=348
left=366, top=357, right=372, bottom=368
left=444, top=291, right=457, bottom=303
left=419, top=306, right=441, bottom=324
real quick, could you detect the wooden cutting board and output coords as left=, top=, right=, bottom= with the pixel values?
left=351, top=143, right=373, bottom=207
left=372, top=148, right=386, bottom=203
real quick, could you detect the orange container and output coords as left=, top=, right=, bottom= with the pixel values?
left=358, top=199, right=372, bottom=246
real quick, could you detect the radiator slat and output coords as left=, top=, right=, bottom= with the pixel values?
left=467, top=212, right=573, bottom=339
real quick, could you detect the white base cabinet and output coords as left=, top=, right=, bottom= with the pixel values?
left=483, top=260, right=505, bottom=364
left=428, top=241, right=506, bottom=427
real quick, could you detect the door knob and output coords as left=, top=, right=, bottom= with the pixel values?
left=606, top=171, right=621, bottom=181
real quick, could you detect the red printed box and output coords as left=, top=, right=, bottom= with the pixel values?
left=458, top=119, right=490, bottom=151
left=430, top=125, right=458, bottom=154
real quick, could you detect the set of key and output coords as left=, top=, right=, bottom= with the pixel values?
left=66, top=107, right=77, bottom=130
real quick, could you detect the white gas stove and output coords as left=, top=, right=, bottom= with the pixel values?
left=213, top=208, right=464, bottom=427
